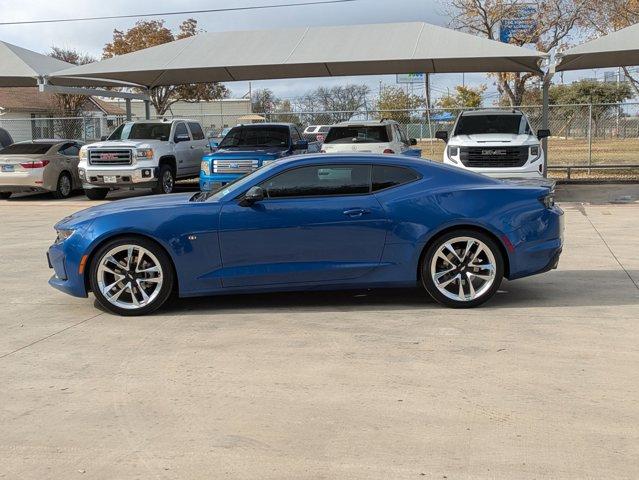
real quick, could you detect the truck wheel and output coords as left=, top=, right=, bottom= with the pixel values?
left=153, top=164, right=175, bottom=195
left=85, top=188, right=109, bottom=200
left=52, top=172, right=73, bottom=199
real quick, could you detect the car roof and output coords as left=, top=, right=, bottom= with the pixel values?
left=17, top=139, right=79, bottom=145
left=460, top=109, right=523, bottom=117
left=334, top=120, right=397, bottom=126
left=269, top=152, right=436, bottom=170
left=232, top=122, right=296, bottom=128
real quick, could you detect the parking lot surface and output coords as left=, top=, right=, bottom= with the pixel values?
left=1, top=189, right=638, bottom=479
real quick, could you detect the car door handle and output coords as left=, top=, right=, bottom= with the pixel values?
left=189, top=145, right=195, bottom=149
left=343, top=208, right=370, bottom=217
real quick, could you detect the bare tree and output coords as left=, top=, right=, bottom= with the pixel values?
left=580, top=0, right=639, bottom=97
left=295, top=84, right=371, bottom=122
left=446, top=0, right=588, bottom=105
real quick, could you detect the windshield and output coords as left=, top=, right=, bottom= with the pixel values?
left=454, top=114, right=526, bottom=135
left=324, top=126, right=390, bottom=144
left=218, top=125, right=290, bottom=148
left=108, top=123, right=172, bottom=141
left=0, top=143, right=54, bottom=155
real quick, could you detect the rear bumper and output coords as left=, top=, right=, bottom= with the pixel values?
left=0, top=170, right=46, bottom=191
left=507, top=206, right=564, bottom=280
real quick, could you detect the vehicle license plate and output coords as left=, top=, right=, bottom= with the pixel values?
left=1, top=164, right=14, bottom=172
left=103, top=175, right=117, bottom=183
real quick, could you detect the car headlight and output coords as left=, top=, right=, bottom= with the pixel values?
left=447, top=145, right=460, bottom=163
left=201, top=160, right=210, bottom=175
left=136, top=148, right=154, bottom=159
left=55, top=228, right=75, bottom=243
left=78, top=168, right=86, bottom=179
left=79, top=148, right=88, bottom=161
left=530, top=145, right=540, bottom=160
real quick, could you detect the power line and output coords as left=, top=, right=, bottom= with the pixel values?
left=0, top=0, right=357, bottom=26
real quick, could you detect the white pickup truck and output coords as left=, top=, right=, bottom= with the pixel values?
left=79, top=119, right=209, bottom=199
left=435, top=109, right=550, bottom=179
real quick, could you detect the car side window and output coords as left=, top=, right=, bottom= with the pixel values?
left=260, top=164, right=371, bottom=198
left=290, top=127, right=302, bottom=143
left=397, top=126, right=409, bottom=145
left=173, top=122, right=190, bottom=141
left=188, top=122, right=205, bottom=140
left=59, top=143, right=79, bottom=156
left=372, top=165, right=420, bottom=192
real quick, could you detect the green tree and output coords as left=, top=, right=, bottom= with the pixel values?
left=103, top=19, right=228, bottom=115
left=437, top=85, right=486, bottom=110
left=376, top=86, right=425, bottom=123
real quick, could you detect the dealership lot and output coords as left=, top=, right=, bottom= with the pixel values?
left=1, top=191, right=638, bottom=479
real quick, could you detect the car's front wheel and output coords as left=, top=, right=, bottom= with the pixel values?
left=421, top=230, right=504, bottom=308
left=152, top=164, right=175, bottom=194
left=89, top=236, right=174, bottom=316
left=84, top=188, right=109, bottom=200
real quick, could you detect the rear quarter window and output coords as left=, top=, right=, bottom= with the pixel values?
left=372, top=165, right=420, bottom=191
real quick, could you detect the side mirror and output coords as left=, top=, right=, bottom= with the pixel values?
left=293, top=139, right=308, bottom=150
left=435, top=131, right=448, bottom=142
left=537, top=129, right=550, bottom=140
left=239, top=186, right=265, bottom=207
left=100, top=136, right=107, bottom=141
left=174, top=134, right=190, bottom=143
left=409, top=138, right=417, bottom=146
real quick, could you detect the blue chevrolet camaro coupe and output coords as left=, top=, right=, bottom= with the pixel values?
left=47, top=154, right=564, bottom=316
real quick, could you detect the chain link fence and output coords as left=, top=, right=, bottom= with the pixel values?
left=2, top=103, right=638, bottom=179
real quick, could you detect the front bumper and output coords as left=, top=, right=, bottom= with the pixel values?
left=200, top=173, right=244, bottom=191
left=82, top=167, right=158, bottom=188
left=444, top=156, right=545, bottom=179
left=47, top=237, right=89, bottom=298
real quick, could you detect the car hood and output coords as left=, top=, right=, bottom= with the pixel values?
left=86, top=140, right=163, bottom=149
left=205, top=147, right=285, bottom=159
left=56, top=192, right=195, bottom=229
left=450, top=133, right=537, bottom=146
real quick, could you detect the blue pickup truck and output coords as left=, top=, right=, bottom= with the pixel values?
left=200, top=123, right=320, bottom=191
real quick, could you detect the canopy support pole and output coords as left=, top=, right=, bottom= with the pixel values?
left=541, top=70, right=553, bottom=178
left=125, top=99, right=132, bottom=121
left=144, top=99, right=151, bottom=120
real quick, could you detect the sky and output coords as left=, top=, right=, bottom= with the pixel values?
left=0, top=0, right=622, bottom=104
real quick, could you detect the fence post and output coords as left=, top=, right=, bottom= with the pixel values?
left=588, top=103, right=592, bottom=175
left=541, top=74, right=550, bottom=177
left=83, top=117, right=87, bottom=141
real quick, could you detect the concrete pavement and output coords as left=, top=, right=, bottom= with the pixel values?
left=0, top=191, right=638, bottom=479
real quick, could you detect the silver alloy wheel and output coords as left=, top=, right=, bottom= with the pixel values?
left=429, top=236, right=497, bottom=302
left=162, top=170, right=174, bottom=193
left=96, top=244, right=164, bottom=310
left=59, top=174, right=71, bottom=196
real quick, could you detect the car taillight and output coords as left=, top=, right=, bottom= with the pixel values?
left=20, top=160, right=50, bottom=168
left=383, top=149, right=394, bottom=154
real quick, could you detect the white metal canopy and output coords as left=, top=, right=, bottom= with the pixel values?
left=0, top=40, right=138, bottom=88
left=556, top=23, right=639, bottom=71
left=51, top=22, right=546, bottom=87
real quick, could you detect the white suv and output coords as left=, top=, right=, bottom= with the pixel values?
left=436, top=110, right=550, bottom=179
left=321, top=120, right=417, bottom=155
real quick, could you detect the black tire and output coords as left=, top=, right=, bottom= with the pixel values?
left=89, top=236, right=174, bottom=316
left=0, top=192, right=11, bottom=199
left=420, top=229, right=504, bottom=308
left=84, top=188, right=109, bottom=200
left=52, top=172, right=73, bottom=199
left=152, top=164, right=175, bottom=194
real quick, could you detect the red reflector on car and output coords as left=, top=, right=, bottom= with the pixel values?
left=20, top=160, right=50, bottom=168
left=501, top=235, right=515, bottom=253
left=383, top=149, right=395, bottom=154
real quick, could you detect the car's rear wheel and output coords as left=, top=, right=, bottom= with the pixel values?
left=421, top=230, right=503, bottom=308
left=89, top=237, right=174, bottom=316
left=84, top=188, right=109, bottom=200
left=0, top=192, right=11, bottom=199
left=52, top=172, right=73, bottom=199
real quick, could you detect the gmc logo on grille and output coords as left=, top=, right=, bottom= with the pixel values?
left=100, top=153, right=118, bottom=160
left=481, top=149, right=507, bottom=156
